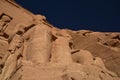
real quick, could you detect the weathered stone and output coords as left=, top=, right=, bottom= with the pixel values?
left=26, top=24, right=52, bottom=64
left=51, top=36, right=72, bottom=64
left=0, top=0, right=120, bottom=80
left=72, top=49, right=94, bottom=65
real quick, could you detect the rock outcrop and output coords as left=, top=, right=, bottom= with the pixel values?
left=0, top=0, right=120, bottom=80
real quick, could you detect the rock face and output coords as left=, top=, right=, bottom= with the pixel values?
left=0, top=0, right=120, bottom=80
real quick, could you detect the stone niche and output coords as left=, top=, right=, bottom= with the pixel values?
left=0, top=13, right=12, bottom=38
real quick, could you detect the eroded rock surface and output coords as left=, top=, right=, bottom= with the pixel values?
left=0, top=0, right=120, bottom=80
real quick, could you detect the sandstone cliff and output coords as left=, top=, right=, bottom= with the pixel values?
left=0, top=0, right=120, bottom=80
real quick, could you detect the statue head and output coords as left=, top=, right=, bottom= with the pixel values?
left=16, top=24, right=27, bottom=35
left=35, top=15, right=46, bottom=20
left=33, top=15, right=46, bottom=24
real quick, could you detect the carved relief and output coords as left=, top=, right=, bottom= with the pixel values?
left=0, top=23, right=35, bottom=80
left=51, top=30, right=73, bottom=64
left=0, top=0, right=120, bottom=79
left=0, top=26, right=24, bottom=80
left=0, top=13, right=12, bottom=36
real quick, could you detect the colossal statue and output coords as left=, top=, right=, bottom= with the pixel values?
left=0, top=15, right=119, bottom=80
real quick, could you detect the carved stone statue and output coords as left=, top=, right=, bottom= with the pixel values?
left=26, top=24, right=52, bottom=64
left=0, top=1, right=120, bottom=80
left=24, top=15, right=52, bottom=64
left=0, top=24, right=25, bottom=80
left=51, top=30, right=73, bottom=64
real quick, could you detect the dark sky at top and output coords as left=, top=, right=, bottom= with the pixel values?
left=15, top=0, right=120, bottom=32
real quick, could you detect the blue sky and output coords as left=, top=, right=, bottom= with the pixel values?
left=15, top=0, right=120, bottom=32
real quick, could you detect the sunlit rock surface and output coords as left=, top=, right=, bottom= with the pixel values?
left=0, top=0, right=120, bottom=80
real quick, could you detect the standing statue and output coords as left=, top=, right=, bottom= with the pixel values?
left=51, top=30, right=73, bottom=64
left=0, top=24, right=25, bottom=80
left=26, top=15, right=52, bottom=64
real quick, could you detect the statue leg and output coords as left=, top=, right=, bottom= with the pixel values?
left=51, top=37, right=73, bottom=64
left=27, top=24, right=52, bottom=64
left=0, top=47, right=23, bottom=80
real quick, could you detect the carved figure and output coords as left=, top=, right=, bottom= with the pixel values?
left=51, top=30, right=73, bottom=64
left=0, top=24, right=25, bottom=80
left=26, top=24, right=52, bottom=64
left=0, top=14, right=11, bottom=35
